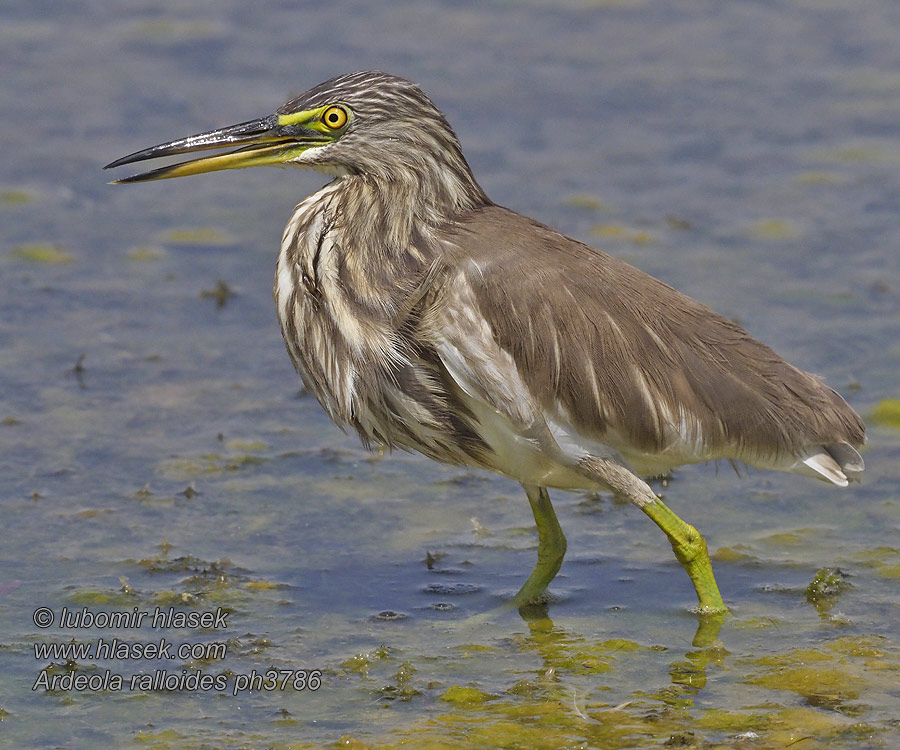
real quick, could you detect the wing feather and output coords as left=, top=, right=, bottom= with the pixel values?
left=434, top=205, right=866, bottom=480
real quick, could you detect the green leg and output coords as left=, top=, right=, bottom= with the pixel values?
left=577, top=456, right=728, bottom=616
left=640, top=496, right=727, bottom=614
left=512, top=484, right=567, bottom=607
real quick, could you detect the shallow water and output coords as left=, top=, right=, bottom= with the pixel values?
left=2, top=1, right=900, bottom=748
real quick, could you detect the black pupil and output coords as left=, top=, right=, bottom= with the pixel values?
left=328, top=111, right=340, bottom=124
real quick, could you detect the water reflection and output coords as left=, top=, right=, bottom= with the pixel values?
left=517, top=602, right=726, bottom=709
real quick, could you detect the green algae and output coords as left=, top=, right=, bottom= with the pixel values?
left=9, top=242, right=73, bottom=263
left=313, top=632, right=895, bottom=750
left=759, top=527, right=822, bottom=548
left=745, top=218, right=801, bottom=240
left=869, top=398, right=900, bottom=428
left=794, top=171, right=843, bottom=185
left=157, top=452, right=268, bottom=478
left=341, top=653, right=375, bottom=677
left=753, top=648, right=835, bottom=667
left=694, top=708, right=768, bottom=733
left=668, top=659, right=708, bottom=691
left=0, top=188, right=36, bottom=205
left=125, top=245, right=168, bottom=262
left=745, top=643, right=871, bottom=704
left=440, top=684, right=496, bottom=706
left=383, top=661, right=420, bottom=701
left=811, top=143, right=897, bottom=164
left=340, top=644, right=393, bottom=678
left=513, top=620, right=647, bottom=676
left=244, top=580, right=285, bottom=591
left=325, top=623, right=888, bottom=750
left=562, top=194, right=610, bottom=211
left=806, top=567, right=850, bottom=612
left=851, top=546, right=900, bottom=579
left=712, top=545, right=756, bottom=562
left=826, top=635, right=887, bottom=659
left=223, top=438, right=267, bottom=453
left=64, top=588, right=139, bottom=608
left=159, top=227, right=234, bottom=245
left=732, top=616, right=783, bottom=630
left=748, top=664, right=864, bottom=701
left=590, top=223, right=658, bottom=244
left=363, top=679, right=885, bottom=750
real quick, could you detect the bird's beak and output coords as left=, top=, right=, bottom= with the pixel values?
left=104, top=114, right=330, bottom=183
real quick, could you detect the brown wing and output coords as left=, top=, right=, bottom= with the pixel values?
left=436, top=205, right=865, bottom=472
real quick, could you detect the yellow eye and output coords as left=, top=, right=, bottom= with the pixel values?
left=322, top=106, right=348, bottom=130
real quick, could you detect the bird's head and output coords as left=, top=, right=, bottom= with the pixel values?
left=106, top=71, right=487, bottom=212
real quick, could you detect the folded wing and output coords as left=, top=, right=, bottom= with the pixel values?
left=432, top=205, right=865, bottom=484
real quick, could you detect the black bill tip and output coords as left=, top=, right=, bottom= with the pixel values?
left=103, top=115, right=280, bottom=171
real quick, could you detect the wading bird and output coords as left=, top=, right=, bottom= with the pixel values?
left=106, top=71, right=865, bottom=613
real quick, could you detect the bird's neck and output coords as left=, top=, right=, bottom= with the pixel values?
left=280, top=172, right=482, bottom=325
left=334, top=167, right=488, bottom=250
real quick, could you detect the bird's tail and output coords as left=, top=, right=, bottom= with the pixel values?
left=799, top=442, right=865, bottom=486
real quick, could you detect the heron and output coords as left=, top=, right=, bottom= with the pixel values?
left=106, top=71, right=865, bottom=614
